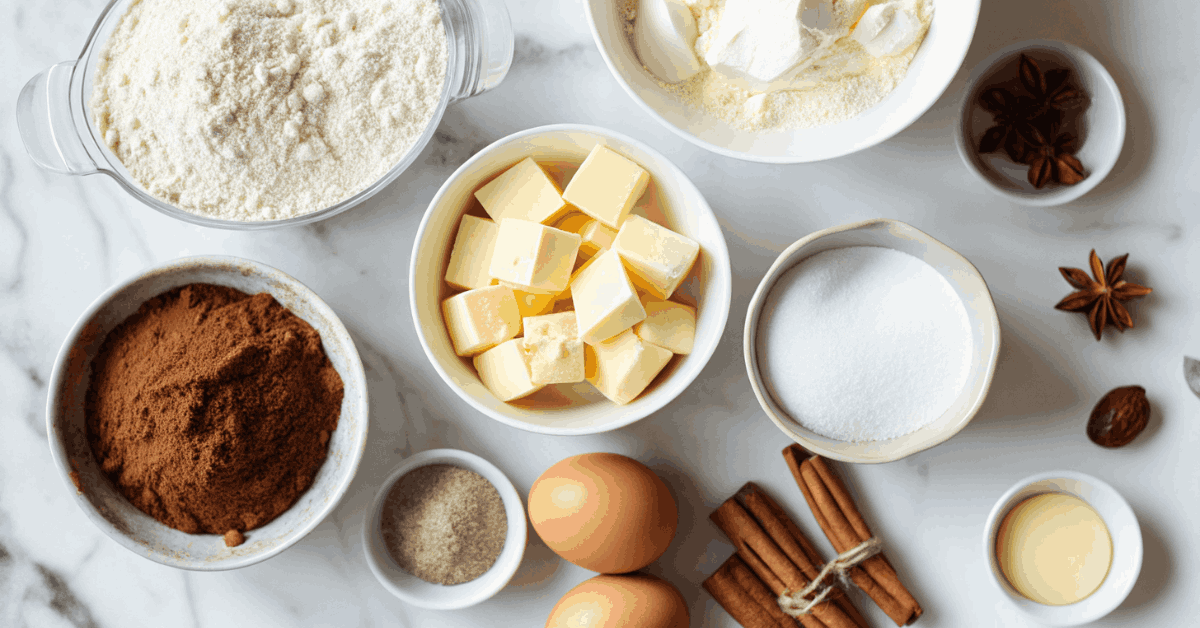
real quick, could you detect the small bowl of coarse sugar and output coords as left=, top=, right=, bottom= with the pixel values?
left=744, top=219, right=1002, bottom=464
left=363, top=448, right=527, bottom=610
left=17, top=0, right=514, bottom=228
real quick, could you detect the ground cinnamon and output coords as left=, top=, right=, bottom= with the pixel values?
left=85, top=283, right=343, bottom=546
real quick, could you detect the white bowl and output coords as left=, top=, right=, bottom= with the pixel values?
left=409, top=124, right=732, bottom=436
left=954, top=39, right=1126, bottom=206
left=983, top=471, right=1142, bottom=626
left=363, top=449, right=527, bottom=610
left=45, top=256, right=369, bottom=570
left=743, top=219, right=1001, bottom=463
left=584, top=0, right=980, bottom=163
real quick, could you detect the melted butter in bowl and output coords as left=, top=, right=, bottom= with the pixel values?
left=996, top=492, right=1112, bottom=606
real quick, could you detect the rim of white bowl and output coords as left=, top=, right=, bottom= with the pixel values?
left=409, top=123, right=732, bottom=436
left=982, top=470, right=1143, bottom=625
left=45, top=255, right=369, bottom=570
left=362, top=448, right=527, bottom=610
left=743, top=218, right=1002, bottom=463
left=584, top=0, right=982, bottom=164
left=954, top=39, right=1126, bottom=206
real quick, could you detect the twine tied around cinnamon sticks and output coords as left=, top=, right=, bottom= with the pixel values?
left=777, top=536, right=883, bottom=618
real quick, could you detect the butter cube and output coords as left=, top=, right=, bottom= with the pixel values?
left=634, top=299, right=696, bottom=355
left=444, top=215, right=500, bottom=291
left=441, top=285, right=521, bottom=357
left=556, top=253, right=600, bottom=301
left=474, top=339, right=544, bottom=401
left=522, top=312, right=585, bottom=384
left=562, top=146, right=650, bottom=229
left=585, top=330, right=674, bottom=405
left=489, top=219, right=581, bottom=294
left=612, top=215, right=700, bottom=299
left=570, top=249, right=647, bottom=344
left=579, top=219, right=618, bottom=257
left=475, top=158, right=568, bottom=224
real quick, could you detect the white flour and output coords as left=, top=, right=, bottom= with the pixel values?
left=756, top=246, right=973, bottom=442
left=91, top=0, right=448, bottom=221
left=645, top=0, right=932, bottom=131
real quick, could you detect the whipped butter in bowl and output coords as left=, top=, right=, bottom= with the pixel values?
left=744, top=219, right=1000, bottom=463
left=586, top=0, right=981, bottom=162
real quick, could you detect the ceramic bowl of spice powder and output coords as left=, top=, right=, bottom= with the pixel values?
left=46, top=256, right=368, bottom=570
left=363, top=449, right=527, bottom=610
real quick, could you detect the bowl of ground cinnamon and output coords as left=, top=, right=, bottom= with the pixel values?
left=46, top=256, right=368, bottom=570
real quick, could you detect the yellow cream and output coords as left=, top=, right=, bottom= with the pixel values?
left=996, top=492, right=1112, bottom=605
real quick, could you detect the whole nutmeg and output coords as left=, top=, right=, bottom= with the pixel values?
left=1087, top=386, right=1151, bottom=447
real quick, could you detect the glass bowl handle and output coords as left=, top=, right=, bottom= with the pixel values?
left=443, top=0, right=514, bottom=102
left=17, top=61, right=101, bottom=176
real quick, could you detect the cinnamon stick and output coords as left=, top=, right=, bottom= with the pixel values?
left=809, top=457, right=921, bottom=622
left=783, top=445, right=923, bottom=626
left=740, top=487, right=872, bottom=628
left=727, top=556, right=824, bottom=628
left=705, top=555, right=793, bottom=628
left=710, top=487, right=865, bottom=628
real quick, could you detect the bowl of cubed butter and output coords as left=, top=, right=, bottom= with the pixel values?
left=410, top=124, right=731, bottom=435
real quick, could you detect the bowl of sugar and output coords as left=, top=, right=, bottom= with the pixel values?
left=744, top=219, right=1000, bottom=463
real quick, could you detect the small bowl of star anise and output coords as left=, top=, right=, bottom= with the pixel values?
left=955, top=40, right=1126, bottom=206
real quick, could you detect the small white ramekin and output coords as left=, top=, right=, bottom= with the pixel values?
left=955, top=39, right=1126, bottom=206
left=983, top=471, right=1142, bottom=626
left=46, top=256, right=369, bottom=570
left=744, top=219, right=1001, bottom=464
left=409, top=124, right=731, bottom=436
left=362, top=449, right=527, bottom=610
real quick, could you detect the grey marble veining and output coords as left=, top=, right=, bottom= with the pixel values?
left=3, top=0, right=1199, bottom=626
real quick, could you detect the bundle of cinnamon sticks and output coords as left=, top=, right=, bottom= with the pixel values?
left=705, top=483, right=869, bottom=628
left=783, top=445, right=923, bottom=626
left=703, top=448, right=923, bottom=628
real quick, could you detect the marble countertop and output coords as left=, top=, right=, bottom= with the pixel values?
left=2, top=0, right=1197, bottom=625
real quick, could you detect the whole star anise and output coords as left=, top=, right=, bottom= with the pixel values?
left=1055, top=250, right=1152, bottom=341
left=978, top=87, right=1037, bottom=162
left=975, top=53, right=1090, bottom=188
left=1019, top=54, right=1087, bottom=128
left=1023, top=128, right=1086, bottom=189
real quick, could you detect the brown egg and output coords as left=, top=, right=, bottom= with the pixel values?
left=528, top=453, right=677, bottom=573
left=545, top=573, right=689, bottom=628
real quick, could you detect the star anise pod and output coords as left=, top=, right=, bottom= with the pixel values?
left=1024, top=129, right=1086, bottom=188
left=978, top=87, right=1038, bottom=162
left=1055, top=250, right=1152, bottom=341
left=1019, top=54, right=1087, bottom=128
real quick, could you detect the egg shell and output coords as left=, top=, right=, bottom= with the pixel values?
left=545, top=573, right=689, bottom=628
left=528, top=453, right=678, bottom=574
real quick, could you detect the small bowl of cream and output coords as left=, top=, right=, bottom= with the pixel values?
left=983, top=471, right=1142, bottom=626
left=743, top=218, right=1001, bottom=463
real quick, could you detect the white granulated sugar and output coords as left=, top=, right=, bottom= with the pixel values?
left=91, top=0, right=448, bottom=221
left=662, top=0, right=933, bottom=131
left=756, top=246, right=973, bottom=442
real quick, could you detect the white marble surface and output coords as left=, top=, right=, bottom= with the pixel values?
left=2, top=0, right=1197, bottom=626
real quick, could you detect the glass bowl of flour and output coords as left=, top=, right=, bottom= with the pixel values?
left=17, top=0, right=513, bottom=229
